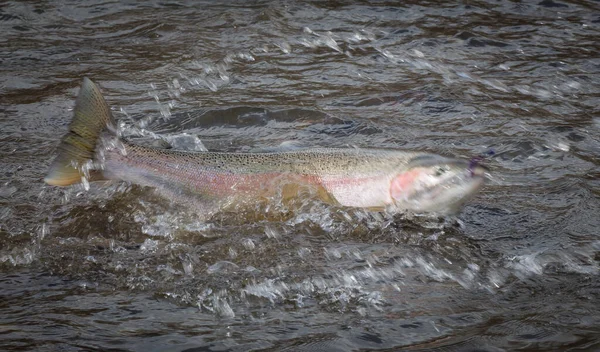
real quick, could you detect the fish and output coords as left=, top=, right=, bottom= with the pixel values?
left=44, top=78, right=488, bottom=215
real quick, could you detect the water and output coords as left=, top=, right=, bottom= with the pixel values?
left=1, top=0, right=599, bottom=350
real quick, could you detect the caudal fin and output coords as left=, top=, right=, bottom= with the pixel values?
left=44, top=78, right=116, bottom=186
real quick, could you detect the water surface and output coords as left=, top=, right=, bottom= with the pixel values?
left=1, top=0, right=599, bottom=351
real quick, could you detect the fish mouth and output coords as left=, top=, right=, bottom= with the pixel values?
left=430, top=161, right=487, bottom=195
left=468, top=157, right=489, bottom=178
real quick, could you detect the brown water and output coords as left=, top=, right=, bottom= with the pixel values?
left=1, top=1, right=600, bottom=351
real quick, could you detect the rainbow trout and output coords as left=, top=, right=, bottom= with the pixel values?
left=45, top=78, right=487, bottom=214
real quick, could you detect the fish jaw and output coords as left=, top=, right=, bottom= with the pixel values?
left=389, top=156, right=487, bottom=214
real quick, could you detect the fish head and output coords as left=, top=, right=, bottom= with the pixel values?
left=389, top=154, right=488, bottom=214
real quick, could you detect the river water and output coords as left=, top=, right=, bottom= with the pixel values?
left=1, top=0, right=599, bottom=351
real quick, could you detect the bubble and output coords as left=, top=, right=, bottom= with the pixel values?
left=241, top=238, right=255, bottom=250
left=140, top=238, right=159, bottom=253
left=207, top=261, right=239, bottom=274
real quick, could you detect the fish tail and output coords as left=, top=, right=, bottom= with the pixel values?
left=44, top=78, right=116, bottom=186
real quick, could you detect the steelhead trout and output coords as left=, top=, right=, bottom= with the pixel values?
left=45, top=78, right=488, bottom=214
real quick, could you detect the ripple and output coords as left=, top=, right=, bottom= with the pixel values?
left=2, top=0, right=600, bottom=350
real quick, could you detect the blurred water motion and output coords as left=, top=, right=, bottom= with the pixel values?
left=1, top=0, right=599, bottom=351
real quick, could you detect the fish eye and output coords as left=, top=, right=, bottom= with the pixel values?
left=434, top=167, right=447, bottom=176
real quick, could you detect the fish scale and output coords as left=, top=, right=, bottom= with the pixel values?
left=45, top=78, right=487, bottom=215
